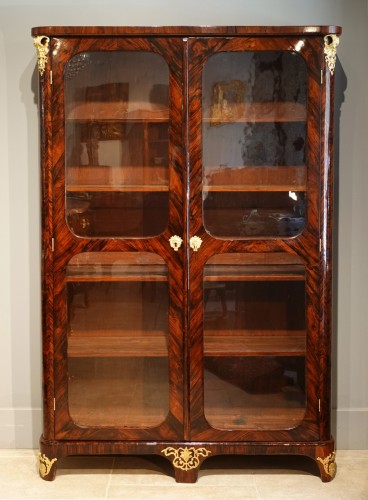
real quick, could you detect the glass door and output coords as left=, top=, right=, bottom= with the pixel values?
left=52, top=37, right=185, bottom=440
left=188, top=37, right=321, bottom=441
left=64, top=50, right=170, bottom=238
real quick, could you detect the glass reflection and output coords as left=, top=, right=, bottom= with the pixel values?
left=64, top=52, right=170, bottom=238
left=203, top=253, right=307, bottom=430
left=202, top=51, right=307, bottom=239
left=66, top=252, right=169, bottom=428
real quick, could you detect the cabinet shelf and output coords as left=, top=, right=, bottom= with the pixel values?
left=67, top=273, right=167, bottom=282
left=69, top=406, right=168, bottom=429
left=204, top=185, right=306, bottom=192
left=204, top=264, right=305, bottom=282
left=205, top=407, right=306, bottom=430
left=67, top=266, right=304, bottom=283
left=66, top=165, right=168, bottom=193
left=67, top=331, right=305, bottom=358
left=67, top=185, right=169, bottom=193
left=66, top=253, right=167, bottom=282
left=67, top=102, right=306, bottom=124
left=67, top=103, right=169, bottom=122
left=204, top=102, right=306, bottom=124
left=204, top=332, right=305, bottom=356
left=68, top=334, right=168, bottom=357
left=203, top=166, right=306, bottom=192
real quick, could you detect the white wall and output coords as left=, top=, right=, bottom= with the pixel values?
left=0, top=0, right=367, bottom=449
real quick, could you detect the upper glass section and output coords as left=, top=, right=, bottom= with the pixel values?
left=64, top=52, right=170, bottom=238
left=202, top=51, right=307, bottom=239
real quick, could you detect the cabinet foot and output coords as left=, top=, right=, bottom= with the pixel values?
left=161, top=445, right=211, bottom=483
left=174, top=467, right=199, bottom=483
left=315, top=451, right=336, bottom=482
left=38, top=452, right=57, bottom=481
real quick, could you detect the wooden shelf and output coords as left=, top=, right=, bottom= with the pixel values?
left=204, top=185, right=306, bottom=192
left=205, top=102, right=306, bottom=123
left=206, top=253, right=303, bottom=266
left=66, top=165, right=168, bottom=192
left=67, top=103, right=169, bottom=122
left=66, top=253, right=305, bottom=282
left=67, top=252, right=167, bottom=282
left=68, top=334, right=168, bottom=357
left=204, top=367, right=306, bottom=430
left=67, top=272, right=167, bottom=282
left=69, top=408, right=168, bottom=428
left=204, top=332, right=305, bottom=356
left=205, top=254, right=305, bottom=280
left=204, top=407, right=306, bottom=430
left=203, top=166, right=306, bottom=192
left=204, top=264, right=305, bottom=282
left=67, top=185, right=169, bottom=193
left=67, top=331, right=305, bottom=358
left=67, top=102, right=305, bottom=123
left=68, top=356, right=169, bottom=428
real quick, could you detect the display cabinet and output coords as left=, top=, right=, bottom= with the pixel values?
left=32, top=25, right=341, bottom=483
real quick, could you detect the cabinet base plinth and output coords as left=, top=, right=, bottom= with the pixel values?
left=39, top=436, right=335, bottom=483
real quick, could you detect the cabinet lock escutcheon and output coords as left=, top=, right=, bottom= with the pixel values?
left=169, top=235, right=183, bottom=251
left=190, top=236, right=203, bottom=252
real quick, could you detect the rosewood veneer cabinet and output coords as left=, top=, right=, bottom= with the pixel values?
left=32, top=25, right=341, bottom=482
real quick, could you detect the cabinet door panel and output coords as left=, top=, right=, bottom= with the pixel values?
left=55, top=251, right=184, bottom=440
left=188, top=37, right=322, bottom=441
left=52, top=37, right=185, bottom=440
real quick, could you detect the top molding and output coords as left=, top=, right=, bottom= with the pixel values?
left=31, top=25, right=342, bottom=37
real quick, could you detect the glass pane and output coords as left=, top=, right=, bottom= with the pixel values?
left=67, top=252, right=169, bottom=427
left=202, top=51, right=307, bottom=238
left=65, top=52, right=170, bottom=238
left=203, top=253, right=306, bottom=430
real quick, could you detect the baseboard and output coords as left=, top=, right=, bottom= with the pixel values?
left=332, top=408, right=368, bottom=449
left=0, top=407, right=367, bottom=449
left=0, top=408, right=42, bottom=448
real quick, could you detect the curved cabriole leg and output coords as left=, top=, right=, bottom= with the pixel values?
left=315, top=451, right=336, bottom=482
left=38, top=452, right=58, bottom=481
left=161, top=446, right=211, bottom=483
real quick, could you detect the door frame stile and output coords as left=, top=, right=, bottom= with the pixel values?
left=183, top=36, right=191, bottom=441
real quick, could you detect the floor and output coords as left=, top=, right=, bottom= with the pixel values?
left=0, top=450, right=367, bottom=499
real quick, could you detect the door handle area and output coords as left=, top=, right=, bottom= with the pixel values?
left=169, top=235, right=183, bottom=251
left=190, top=236, right=202, bottom=252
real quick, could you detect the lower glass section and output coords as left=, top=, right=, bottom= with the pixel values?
left=204, top=356, right=305, bottom=430
left=66, top=252, right=169, bottom=427
left=68, top=357, right=169, bottom=427
left=203, top=253, right=306, bottom=431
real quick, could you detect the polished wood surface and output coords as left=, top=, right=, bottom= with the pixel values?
left=35, top=25, right=339, bottom=483
left=67, top=332, right=305, bottom=357
left=203, top=166, right=306, bottom=192
left=32, top=25, right=341, bottom=36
